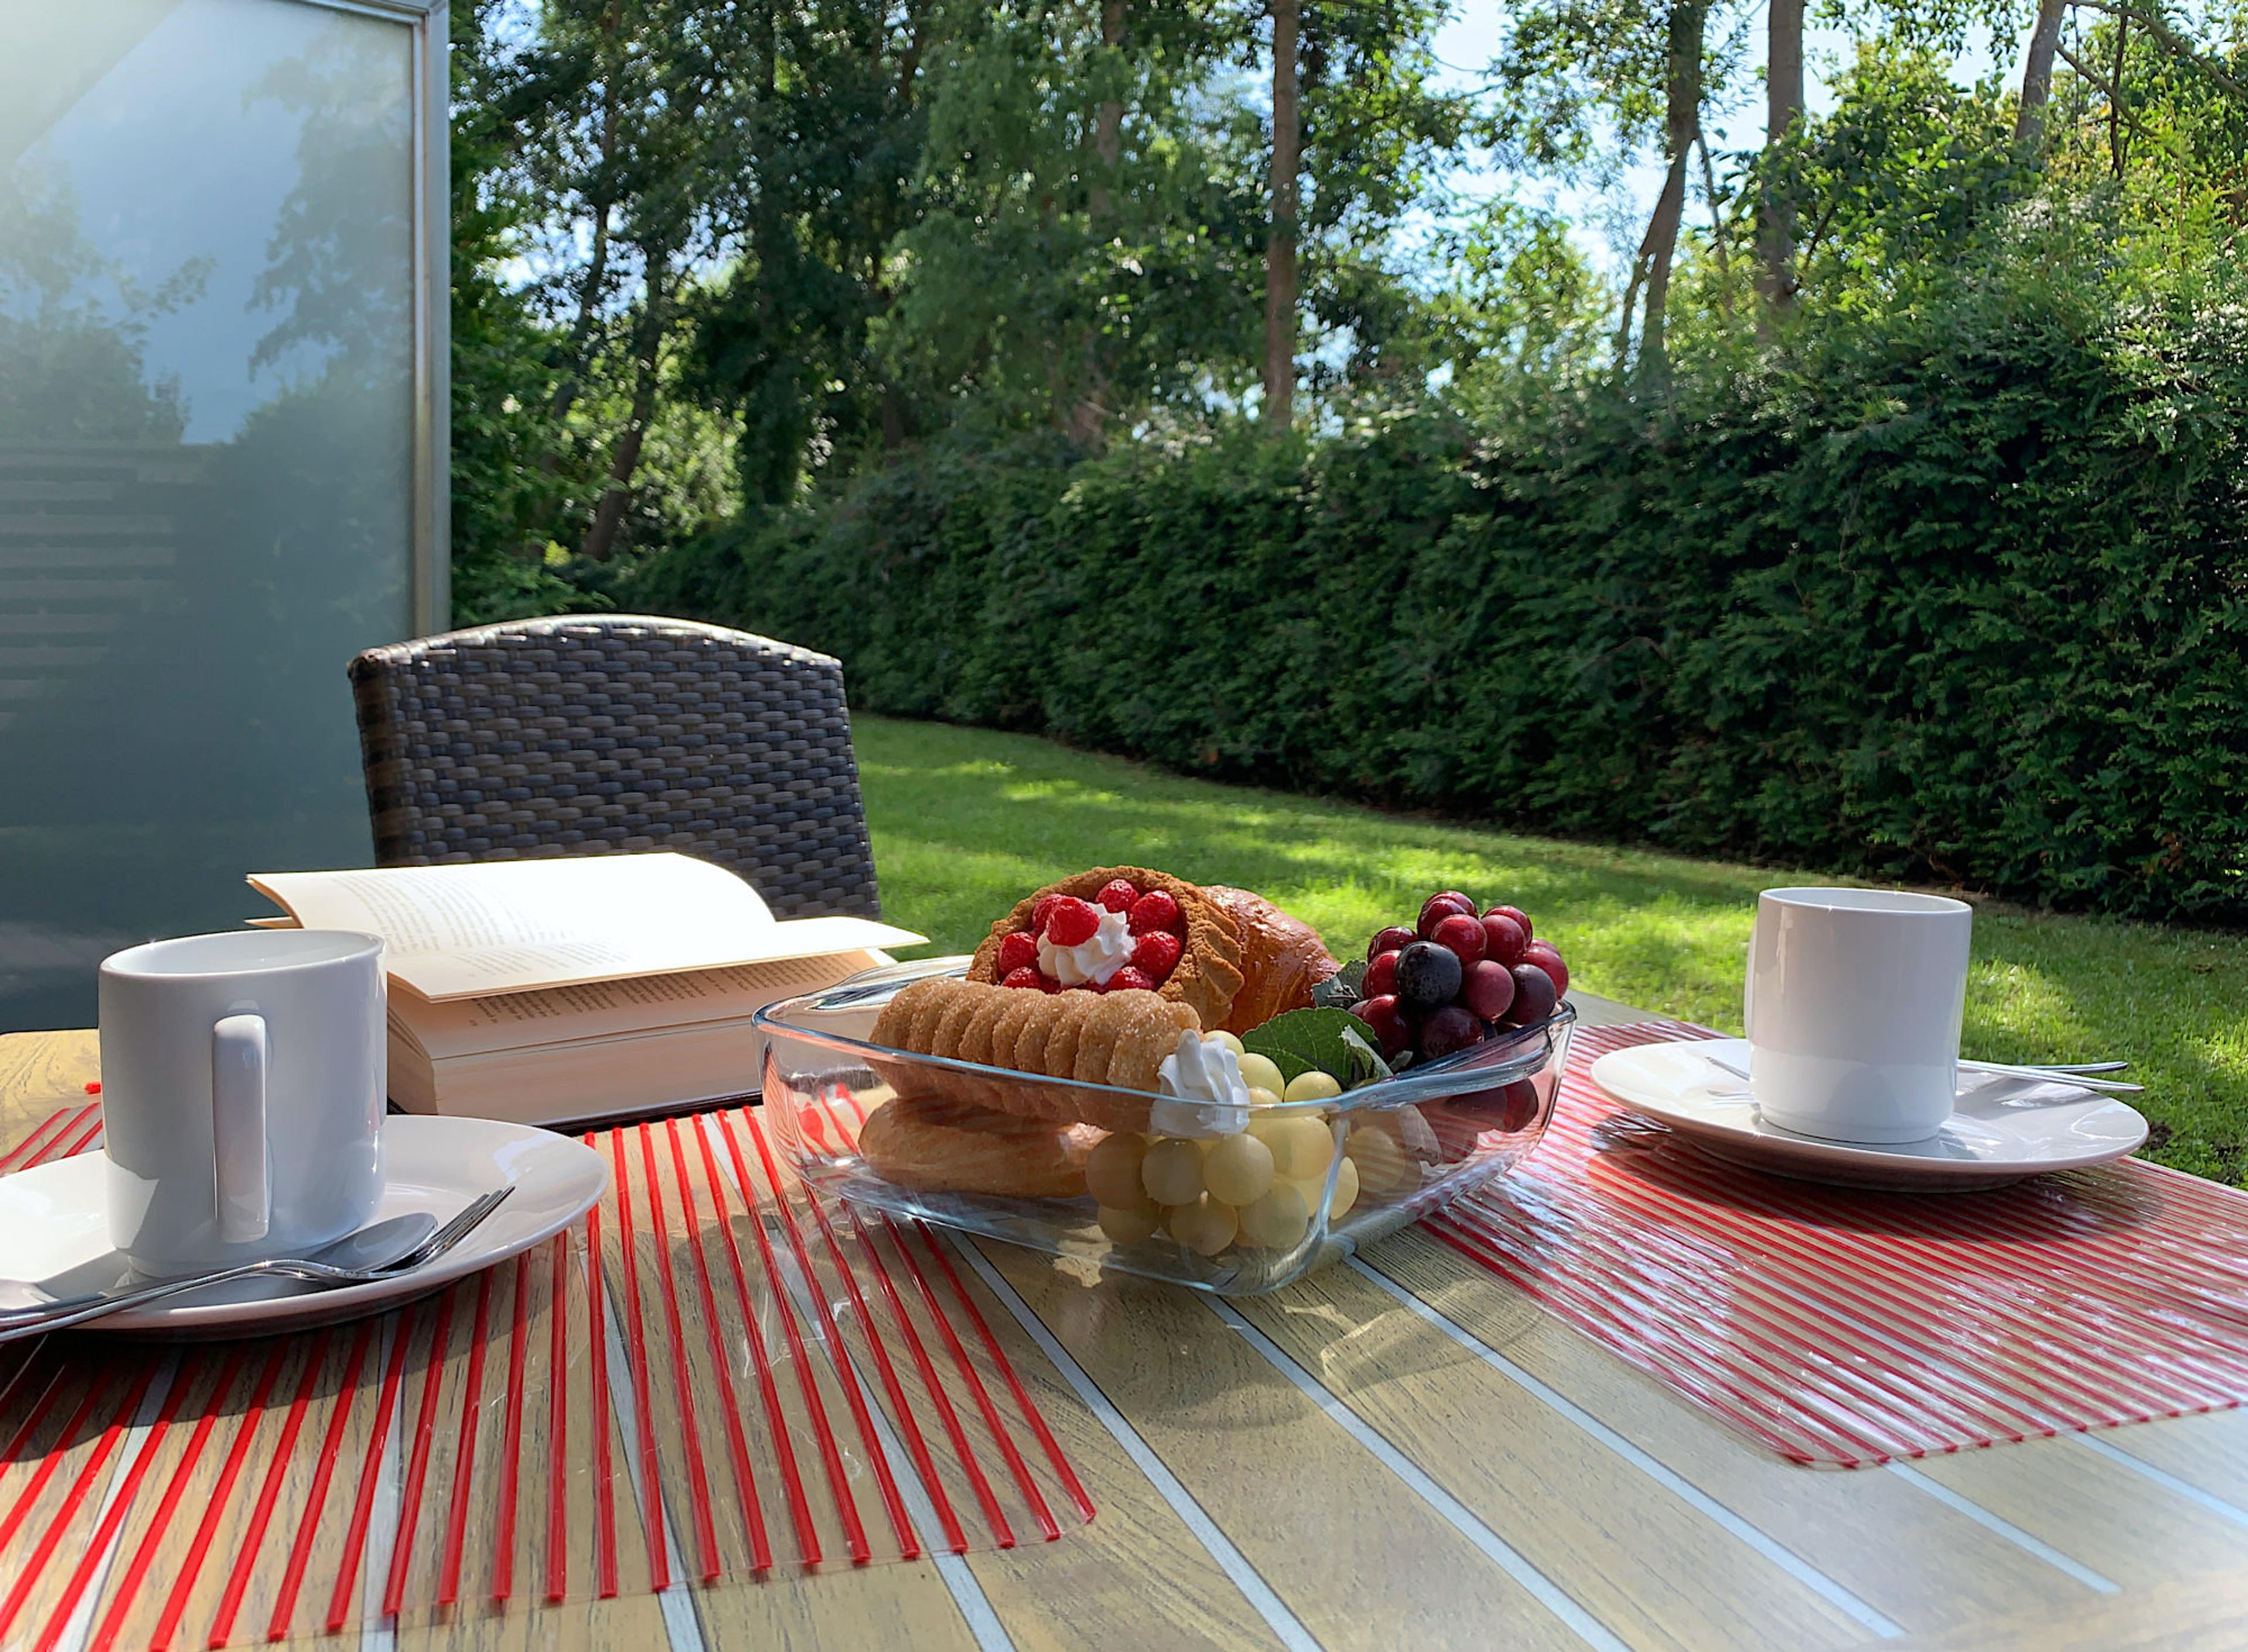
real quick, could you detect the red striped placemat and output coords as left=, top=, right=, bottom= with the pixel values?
left=0, top=1103, right=1090, bottom=1648
left=1424, top=1021, right=2248, bottom=1468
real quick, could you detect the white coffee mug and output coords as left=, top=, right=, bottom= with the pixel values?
left=1745, top=887, right=1972, bottom=1144
left=98, top=929, right=387, bottom=1276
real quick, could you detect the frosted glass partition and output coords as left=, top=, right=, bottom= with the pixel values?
left=0, top=0, right=447, bottom=1030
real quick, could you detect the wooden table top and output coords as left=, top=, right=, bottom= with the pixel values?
left=8, top=1002, right=2248, bottom=1652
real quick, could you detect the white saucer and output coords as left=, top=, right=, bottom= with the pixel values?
left=0, top=1115, right=609, bottom=1336
left=1587, top=1038, right=2150, bottom=1191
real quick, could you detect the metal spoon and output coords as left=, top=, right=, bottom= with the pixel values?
left=0, top=1188, right=510, bottom=1341
left=1954, top=1060, right=2144, bottom=1094
left=1703, top=1050, right=2143, bottom=1094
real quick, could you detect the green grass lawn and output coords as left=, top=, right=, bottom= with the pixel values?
left=853, top=713, right=2248, bottom=1186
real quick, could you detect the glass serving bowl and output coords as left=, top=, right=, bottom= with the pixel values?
left=754, top=958, right=1571, bottom=1297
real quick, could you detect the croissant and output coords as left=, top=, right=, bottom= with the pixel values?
left=1202, top=886, right=1339, bottom=1034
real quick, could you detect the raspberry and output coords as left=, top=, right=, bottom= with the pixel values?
left=1031, top=893, right=1064, bottom=934
left=1044, top=895, right=1101, bottom=947
left=1127, top=890, right=1181, bottom=935
left=1096, top=878, right=1140, bottom=913
left=998, top=930, right=1041, bottom=976
left=1132, top=930, right=1183, bottom=981
left=1107, top=966, right=1157, bottom=993
left=1002, top=965, right=1045, bottom=990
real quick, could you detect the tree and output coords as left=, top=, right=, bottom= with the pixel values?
left=1076, top=0, right=1133, bottom=442
left=494, top=0, right=752, bottom=559
left=882, top=0, right=1267, bottom=440
left=1487, top=0, right=1743, bottom=368
left=1615, top=0, right=1706, bottom=373
left=1285, top=0, right=1472, bottom=401
left=1784, top=46, right=2025, bottom=303
left=690, top=0, right=929, bottom=503
left=1265, top=0, right=1301, bottom=428
left=2016, top=0, right=2070, bottom=146
left=1423, top=200, right=1610, bottom=400
left=1759, top=0, right=1804, bottom=313
left=447, top=0, right=600, bottom=618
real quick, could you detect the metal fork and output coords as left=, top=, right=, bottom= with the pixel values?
left=0, top=1187, right=512, bottom=1342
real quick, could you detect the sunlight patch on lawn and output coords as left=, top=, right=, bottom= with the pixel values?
left=1966, top=958, right=2089, bottom=1049
left=852, top=714, right=2248, bottom=1184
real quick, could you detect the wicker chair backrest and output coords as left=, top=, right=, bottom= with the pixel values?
left=348, top=614, right=880, bottom=919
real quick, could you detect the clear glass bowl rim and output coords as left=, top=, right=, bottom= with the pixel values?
left=751, top=957, right=1577, bottom=1123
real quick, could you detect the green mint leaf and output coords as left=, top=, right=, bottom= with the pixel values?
left=1243, top=1007, right=1387, bottom=1088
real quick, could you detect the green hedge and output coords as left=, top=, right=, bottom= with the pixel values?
left=642, top=271, right=2248, bottom=920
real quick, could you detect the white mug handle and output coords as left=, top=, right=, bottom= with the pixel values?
left=211, top=1013, right=271, bottom=1243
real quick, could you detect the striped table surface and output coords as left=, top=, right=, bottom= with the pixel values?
left=0, top=1099, right=1098, bottom=1652
left=8, top=1006, right=2248, bottom=1652
left=1433, top=1022, right=2248, bottom=1469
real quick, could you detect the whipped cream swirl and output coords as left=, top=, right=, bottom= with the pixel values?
left=1038, top=906, right=1135, bottom=986
left=1152, top=1029, right=1252, bottom=1138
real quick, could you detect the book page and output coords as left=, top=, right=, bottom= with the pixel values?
left=252, top=854, right=923, bottom=998
left=253, top=853, right=769, bottom=952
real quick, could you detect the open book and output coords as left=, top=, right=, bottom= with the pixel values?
left=249, top=854, right=925, bottom=1126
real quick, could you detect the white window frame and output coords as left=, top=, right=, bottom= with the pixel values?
left=301, top=0, right=451, bottom=632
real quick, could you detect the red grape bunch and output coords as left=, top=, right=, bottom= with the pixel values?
left=1346, top=891, right=1570, bottom=1065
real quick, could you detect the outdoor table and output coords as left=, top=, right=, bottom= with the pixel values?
left=5, top=998, right=2247, bottom=1652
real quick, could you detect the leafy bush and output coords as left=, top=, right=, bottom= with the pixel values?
left=643, top=256, right=2248, bottom=920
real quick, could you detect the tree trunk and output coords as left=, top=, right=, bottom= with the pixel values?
left=1091, top=0, right=1125, bottom=214
left=2109, top=8, right=2130, bottom=176
left=548, top=3, right=626, bottom=431
left=1071, top=0, right=1127, bottom=445
left=896, top=0, right=928, bottom=102
left=872, top=0, right=927, bottom=451
left=739, top=0, right=800, bottom=495
left=2015, top=0, right=2068, bottom=148
left=1637, top=155, right=1693, bottom=369
left=580, top=264, right=670, bottom=563
left=1064, top=342, right=1107, bottom=446
left=1620, top=0, right=1703, bottom=373
left=881, top=383, right=912, bottom=449
left=549, top=207, right=611, bottom=426
left=1263, top=0, right=1299, bottom=433
left=1758, top=0, right=1803, bottom=316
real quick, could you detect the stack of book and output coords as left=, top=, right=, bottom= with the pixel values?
left=250, top=852, right=923, bottom=1127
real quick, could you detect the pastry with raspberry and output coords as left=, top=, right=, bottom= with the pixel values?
left=966, top=866, right=1335, bottom=1036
